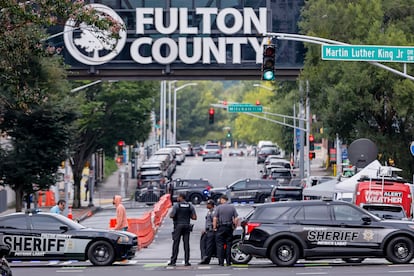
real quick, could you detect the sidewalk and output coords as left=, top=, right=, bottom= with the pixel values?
left=0, top=168, right=136, bottom=222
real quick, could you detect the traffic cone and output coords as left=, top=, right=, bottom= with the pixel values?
left=67, top=206, right=73, bottom=220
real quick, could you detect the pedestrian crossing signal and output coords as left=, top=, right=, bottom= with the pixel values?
left=262, top=44, right=276, bottom=81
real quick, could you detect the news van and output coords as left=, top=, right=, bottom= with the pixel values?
left=354, top=167, right=413, bottom=218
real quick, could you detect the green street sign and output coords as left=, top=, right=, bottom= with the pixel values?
left=228, top=104, right=263, bottom=113
left=321, top=45, right=414, bottom=63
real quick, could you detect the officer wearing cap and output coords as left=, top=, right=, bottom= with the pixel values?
left=213, top=194, right=239, bottom=266
left=168, top=193, right=197, bottom=266
left=199, top=199, right=216, bottom=264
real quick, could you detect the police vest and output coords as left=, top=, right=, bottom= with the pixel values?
left=174, top=202, right=192, bottom=224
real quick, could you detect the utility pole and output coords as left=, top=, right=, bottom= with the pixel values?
left=305, top=80, right=311, bottom=181
left=299, top=82, right=305, bottom=179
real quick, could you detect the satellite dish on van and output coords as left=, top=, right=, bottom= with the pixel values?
left=348, top=138, right=378, bottom=169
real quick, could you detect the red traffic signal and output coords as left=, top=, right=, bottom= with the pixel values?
left=117, top=140, right=125, bottom=147
left=209, top=108, right=215, bottom=124
left=255, top=100, right=261, bottom=106
left=309, top=134, right=314, bottom=142
left=309, top=152, right=316, bottom=160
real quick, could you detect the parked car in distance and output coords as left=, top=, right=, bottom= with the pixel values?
left=361, top=203, right=408, bottom=220
left=210, top=178, right=277, bottom=204
left=229, top=148, right=244, bottom=157
left=257, top=147, right=280, bottom=164
left=136, top=170, right=167, bottom=204
left=202, top=143, right=222, bottom=161
left=268, top=168, right=293, bottom=185
left=269, top=185, right=303, bottom=202
left=166, top=144, right=186, bottom=165
left=168, top=178, right=213, bottom=204
left=177, top=140, right=194, bottom=156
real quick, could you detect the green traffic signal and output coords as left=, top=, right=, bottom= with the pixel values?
left=262, top=44, right=276, bottom=81
left=262, top=70, right=275, bottom=81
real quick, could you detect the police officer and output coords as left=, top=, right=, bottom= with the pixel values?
left=168, top=193, right=197, bottom=266
left=213, top=195, right=239, bottom=266
left=199, top=199, right=216, bottom=264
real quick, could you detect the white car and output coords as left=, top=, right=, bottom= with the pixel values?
left=166, top=144, right=186, bottom=164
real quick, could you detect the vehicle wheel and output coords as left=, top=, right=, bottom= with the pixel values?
left=231, top=238, right=252, bottom=264
left=385, top=236, right=414, bottom=264
left=342, top=258, right=365, bottom=263
left=269, top=239, right=299, bottom=266
left=202, top=158, right=205, bottom=162
left=219, top=158, right=222, bottom=161
left=87, top=240, right=115, bottom=266
left=190, top=193, right=202, bottom=205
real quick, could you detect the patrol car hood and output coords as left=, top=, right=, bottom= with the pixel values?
left=210, top=187, right=227, bottom=193
left=80, top=228, right=137, bottom=238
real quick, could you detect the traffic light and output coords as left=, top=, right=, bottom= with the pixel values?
left=209, top=108, right=215, bottom=124
left=309, top=151, right=316, bottom=160
left=309, top=134, right=315, bottom=160
left=309, top=134, right=315, bottom=151
left=255, top=99, right=261, bottom=106
left=262, top=44, right=276, bottom=80
left=117, top=140, right=125, bottom=163
left=226, top=131, right=232, bottom=139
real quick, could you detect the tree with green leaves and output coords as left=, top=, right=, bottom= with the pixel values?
left=0, top=1, right=123, bottom=211
left=69, top=80, right=158, bottom=208
left=299, top=0, right=414, bottom=177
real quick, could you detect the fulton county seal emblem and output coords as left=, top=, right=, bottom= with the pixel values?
left=63, top=4, right=127, bottom=65
left=363, top=229, right=374, bottom=241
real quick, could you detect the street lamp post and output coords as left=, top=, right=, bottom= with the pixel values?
left=253, top=83, right=274, bottom=92
left=173, top=83, right=198, bottom=144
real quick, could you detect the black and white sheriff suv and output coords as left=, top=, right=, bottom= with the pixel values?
left=239, top=199, right=414, bottom=266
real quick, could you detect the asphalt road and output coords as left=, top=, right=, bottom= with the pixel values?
left=9, top=154, right=414, bottom=275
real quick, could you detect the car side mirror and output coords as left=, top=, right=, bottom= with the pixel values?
left=361, top=215, right=372, bottom=224
left=60, top=225, right=69, bottom=232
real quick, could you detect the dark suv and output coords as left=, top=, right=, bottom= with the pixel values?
left=239, top=200, right=414, bottom=266
left=168, top=178, right=213, bottom=204
left=210, top=178, right=277, bottom=204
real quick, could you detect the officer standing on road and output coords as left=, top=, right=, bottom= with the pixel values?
left=199, top=199, right=216, bottom=264
left=213, top=195, right=239, bottom=266
left=168, top=193, right=197, bottom=266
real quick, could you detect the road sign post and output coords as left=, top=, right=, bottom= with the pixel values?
left=228, top=104, right=263, bottom=113
left=322, top=45, right=414, bottom=63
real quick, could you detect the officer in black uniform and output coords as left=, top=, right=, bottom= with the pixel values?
left=213, top=194, right=239, bottom=266
left=168, top=193, right=197, bottom=266
left=199, top=199, right=216, bottom=264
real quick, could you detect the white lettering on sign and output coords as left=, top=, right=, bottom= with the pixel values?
left=364, top=190, right=403, bottom=204
left=133, top=7, right=267, bottom=65
left=64, top=4, right=267, bottom=66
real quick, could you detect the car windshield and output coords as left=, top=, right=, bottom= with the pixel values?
left=271, top=171, right=291, bottom=177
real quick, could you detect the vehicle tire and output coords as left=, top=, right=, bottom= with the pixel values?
left=385, top=236, right=414, bottom=264
left=269, top=239, right=299, bottom=266
left=342, top=258, right=365, bottom=263
left=231, top=238, right=252, bottom=264
left=190, top=193, right=202, bottom=205
left=219, top=158, right=222, bottom=161
left=202, top=158, right=205, bottom=162
left=87, top=240, right=115, bottom=266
